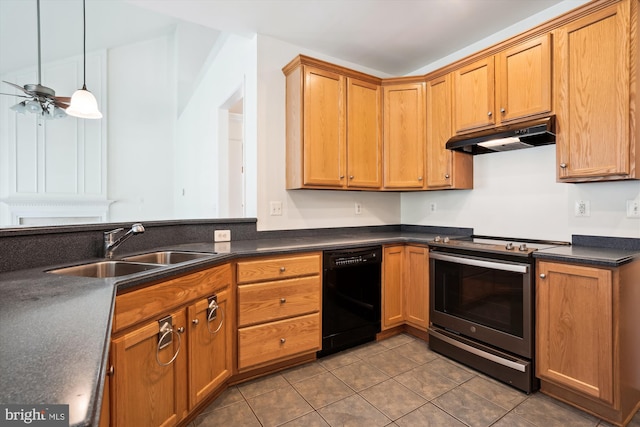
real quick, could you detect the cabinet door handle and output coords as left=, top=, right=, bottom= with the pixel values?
left=108, top=365, right=114, bottom=376
left=349, top=175, right=354, bottom=179
left=339, top=175, right=345, bottom=179
left=280, top=298, right=286, bottom=304
left=487, top=111, right=492, bottom=117
left=500, top=108, right=506, bottom=113
left=280, top=338, right=286, bottom=344
left=444, top=174, right=450, bottom=179
left=177, top=327, right=185, bottom=334
left=539, top=274, right=546, bottom=279
left=279, top=266, right=286, bottom=272
left=560, top=163, right=567, bottom=169
left=418, top=176, right=423, bottom=181
left=192, top=319, right=199, bottom=325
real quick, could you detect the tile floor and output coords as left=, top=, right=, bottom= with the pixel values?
left=189, top=334, right=640, bottom=427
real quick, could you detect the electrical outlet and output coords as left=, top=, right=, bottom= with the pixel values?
left=269, top=201, right=282, bottom=216
left=574, top=200, right=590, bottom=217
left=214, top=229, right=231, bottom=242
left=627, top=200, right=640, bottom=218
left=429, top=202, right=437, bottom=213
left=355, top=202, right=362, bottom=215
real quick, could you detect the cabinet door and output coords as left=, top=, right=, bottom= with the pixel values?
left=303, top=66, right=346, bottom=186
left=426, top=74, right=473, bottom=189
left=188, top=287, right=232, bottom=409
left=403, top=246, right=429, bottom=330
left=382, top=245, right=404, bottom=329
left=347, top=78, right=382, bottom=188
left=111, top=310, right=187, bottom=427
left=383, top=83, right=426, bottom=188
left=496, top=34, right=552, bottom=123
left=555, top=2, right=631, bottom=180
left=453, top=57, right=495, bottom=133
left=536, top=261, right=614, bottom=404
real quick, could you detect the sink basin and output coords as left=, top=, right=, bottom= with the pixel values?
left=121, top=251, right=215, bottom=265
left=48, top=261, right=162, bottom=278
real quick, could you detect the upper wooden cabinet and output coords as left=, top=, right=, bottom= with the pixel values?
left=383, top=81, right=426, bottom=189
left=554, top=0, right=639, bottom=182
left=284, top=56, right=382, bottom=190
left=453, top=34, right=552, bottom=134
left=426, top=74, right=473, bottom=189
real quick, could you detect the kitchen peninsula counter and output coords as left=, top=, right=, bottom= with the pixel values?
left=1, top=227, right=638, bottom=426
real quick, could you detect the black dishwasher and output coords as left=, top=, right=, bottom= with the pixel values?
left=319, top=246, right=382, bottom=357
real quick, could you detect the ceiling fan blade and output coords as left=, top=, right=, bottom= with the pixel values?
left=55, top=96, right=71, bottom=103
left=54, top=99, right=70, bottom=108
left=0, top=92, right=30, bottom=98
left=2, top=81, right=31, bottom=95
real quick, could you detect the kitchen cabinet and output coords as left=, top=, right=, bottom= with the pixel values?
left=554, top=0, right=640, bottom=182
left=236, top=252, right=322, bottom=371
left=382, top=244, right=429, bottom=331
left=536, top=258, right=640, bottom=426
left=383, top=80, right=426, bottom=189
left=426, top=74, right=473, bottom=189
left=283, top=55, right=382, bottom=190
left=453, top=34, right=552, bottom=134
left=109, top=264, right=232, bottom=427
left=382, top=245, right=404, bottom=329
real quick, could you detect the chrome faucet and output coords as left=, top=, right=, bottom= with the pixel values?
left=103, top=223, right=145, bottom=259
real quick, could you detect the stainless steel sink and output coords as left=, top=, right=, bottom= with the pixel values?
left=48, top=261, right=162, bottom=278
left=121, top=251, right=215, bottom=265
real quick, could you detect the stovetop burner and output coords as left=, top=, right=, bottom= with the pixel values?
left=429, top=235, right=569, bottom=257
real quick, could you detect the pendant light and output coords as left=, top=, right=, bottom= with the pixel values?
left=66, top=0, right=102, bottom=119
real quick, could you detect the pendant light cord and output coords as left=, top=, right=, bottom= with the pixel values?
left=36, top=0, right=41, bottom=85
left=82, top=0, right=87, bottom=90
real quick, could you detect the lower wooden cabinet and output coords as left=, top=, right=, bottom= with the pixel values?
left=536, top=259, right=640, bottom=426
left=236, top=252, right=322, bottom=371
left=382, top=244, right=429, bottom=331
left=107, top=264, right=233, bottom=427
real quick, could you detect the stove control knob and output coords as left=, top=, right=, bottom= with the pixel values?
left=505, top=242, right=514, bottom=250
left=434, top=236, right=441, bottom=242
left=443, top=237, right=450, bottom=243
left=519, top=243, right=528, bottom=251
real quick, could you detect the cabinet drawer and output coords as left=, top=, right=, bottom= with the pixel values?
left=238, top=313, right=321, bottom=369
left=114, top=264, right=231, bottom=333
left=238, top=276, right=320, bottom=327
left=237, top=253, right=321, bottom=284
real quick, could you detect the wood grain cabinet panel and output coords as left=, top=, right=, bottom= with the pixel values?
left=453, top=57, right=496, bottom=133
left=236, top=252, right=322, bottom=371
left=383, top=82, right=426, bottom=189
left=554, top=0, right=639, bottom=181
left=426, top=74, right=473, bottom=189
left=536, top=258, right=640, bottom=426
left=284, top=56, right=382, bottom=190
left=382, top=244, right=429, bottom=331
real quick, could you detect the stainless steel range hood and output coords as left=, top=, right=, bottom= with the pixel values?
left=446, top=116, right=555, bottom=155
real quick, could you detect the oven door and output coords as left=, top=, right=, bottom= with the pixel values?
left=429, top=251, right=533, bottom=358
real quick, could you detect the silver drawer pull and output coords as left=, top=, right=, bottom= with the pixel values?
left=280, top=298, right=286, bottom=304
left=192, top=319, right=199, bottom=325
left=280, top=266, right=286, bottom=272
left=280, top=338, right=286, bottom=344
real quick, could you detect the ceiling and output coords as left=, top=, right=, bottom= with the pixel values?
left=0, top=0, right=581, bottom=78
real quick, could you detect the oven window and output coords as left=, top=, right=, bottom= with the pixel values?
left=434, top=259, right=524, bottom=337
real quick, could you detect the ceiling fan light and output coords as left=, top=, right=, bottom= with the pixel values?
left=66, top=88, right=102, bottom=119
left=10, top=101, right=28, bottom=114
left=26, top=100, right=43, bottom=114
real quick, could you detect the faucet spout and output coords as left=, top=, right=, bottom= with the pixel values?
left=104, top=223, right=145, bottom=258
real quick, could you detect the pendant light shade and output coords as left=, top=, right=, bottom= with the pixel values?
left=67, top=85, right=102, bottom=119
left=66, top=0, right=102, bottom=119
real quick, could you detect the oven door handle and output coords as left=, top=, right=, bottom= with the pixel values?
left=429, top=252, right=528, bottom=274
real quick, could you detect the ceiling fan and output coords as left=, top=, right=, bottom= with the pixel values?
left=0, top=0, right=70, bottom=119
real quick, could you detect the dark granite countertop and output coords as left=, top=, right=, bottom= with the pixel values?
left=1, top=229, right=638, bottom=426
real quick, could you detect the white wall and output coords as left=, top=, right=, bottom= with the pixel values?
left=174, top=33, right=258, bottom=220
left=107, top=36, right=175, bottom=221
left=256, top=35, right=401, bottom=231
